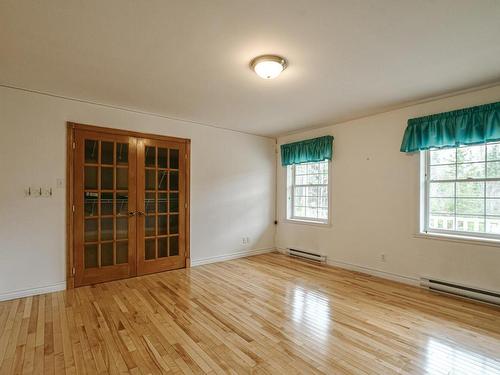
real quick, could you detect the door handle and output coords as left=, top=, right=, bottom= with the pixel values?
left=128, top=211, right=136, bottom=217
left=136, top=211, right=145, bottom=216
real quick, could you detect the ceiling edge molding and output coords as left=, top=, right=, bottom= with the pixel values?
left=0, top=82, right=275, bottom=140
left=276, top=80, right=500, bottom=138
left=3, top=79, right=500, bottom=141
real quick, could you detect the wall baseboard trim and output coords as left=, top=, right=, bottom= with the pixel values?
left=0, top=281, right=66, bottom=302
left=0, top=250, right=420, bottom=301
left=276, top=247, right=420, bottom=286
left=191, top=247, right=275, bottom=267
left=0, top=249, right=275, bottom=301
left=326, top=259, right=420, bottom=286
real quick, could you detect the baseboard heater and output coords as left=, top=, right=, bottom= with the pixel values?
left=287, top=248, right=326, bottom=263
left=421, top=278, right=500, bottom=306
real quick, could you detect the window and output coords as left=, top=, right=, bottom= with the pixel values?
left=422, top=142, right=500, bottom=240
left=286, top=160, right=330, bottom=224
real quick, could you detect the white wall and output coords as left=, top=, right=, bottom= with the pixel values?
left=277, top=85, right=500, bottom=292
left=2, top=83, right=499, bottom=300
left=0, top=86, right=276, bottom=299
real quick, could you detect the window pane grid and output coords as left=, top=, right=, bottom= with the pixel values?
left=289, top=161, right=329, bottom=222
left=426, top=143, right=500, bottom=237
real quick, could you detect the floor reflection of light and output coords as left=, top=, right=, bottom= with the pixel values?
left=291, top=287, right=330, bottom=342
left=425, top=338, right=500, bottom=375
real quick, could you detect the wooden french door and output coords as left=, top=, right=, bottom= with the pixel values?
left=71, top=125, right=189, bottom=287
left=136, top=138, right=187, bottom=275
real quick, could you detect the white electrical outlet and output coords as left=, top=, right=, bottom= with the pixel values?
left=56, top=178, right=64, bottom=188
left=380, top=253, right=386, bottom=262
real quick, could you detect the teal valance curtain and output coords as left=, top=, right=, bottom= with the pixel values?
left=400, top=101, right=500, bottom=153
left=281, top=135, right=333, bottom=166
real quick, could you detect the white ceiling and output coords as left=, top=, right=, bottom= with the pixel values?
left=1, top=0, right=500, bottom=136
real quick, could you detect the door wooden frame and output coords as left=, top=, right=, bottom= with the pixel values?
left=66, top=122, right=191, bottom=289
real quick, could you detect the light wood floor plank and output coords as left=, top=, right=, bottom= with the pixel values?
left=1, top=252, right=499, bottom=374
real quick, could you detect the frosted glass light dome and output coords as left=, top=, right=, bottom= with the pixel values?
left=251, top=55, right=287, bottom=79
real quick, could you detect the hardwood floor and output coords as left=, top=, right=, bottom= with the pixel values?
left=0, top=252, right=499, bottom=374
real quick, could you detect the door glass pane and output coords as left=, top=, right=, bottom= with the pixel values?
left=169, top=215, right=179, bottom=234
left=169, top=149, right=179, bottom=169
left=85, top=140, right=98, bottom=163
left=116, top=143, right=128, bottom=165
left=80, top=139, right=188, bottom=277
left=169, top=171, right=179, bottom=191
left=158, top=238, right=168, bottom=258
left=84, top=244, right=98, bottom=268
left=79, top=135, right=135, bottom=279
left=101, top=242, right=114, bottom=266
left=116, top=217, right=128, bottom=239
left=145, top=170, right=155, bottom=190
left=169, top=236, right=179, bottom=256
left=101, top=192, right=113, bottom=216
left=101, top=218, right=113, bottom=241
left=116, top=242, right=128, bottom=264
left=158, top=148, right=168, bottom=168
left=158, top=193, right=167, bottom=213
left=116, top=168, right=128, bottom=190
left=85, top=166, right=98, bottom=189
left=145, top=239, right=156, bottom=260
left=169, top=193, right=178, bottom=213
left=101, top=142, right=114, bottom=165
left=145, top=192, right=156, bottom=213
left=145, top=216, right=155, bottom=237
left=101, top=167, right=114, bottom=190
left=84, top=192, right=98, bottom=216
left=158, top=170, right=168, bottom=190
left=84, top=219, right=98, bottom=242
left=116, top=193, right=128, bottom=215
left=145, top=146, right=156, bottom=167
left=158, top=215, right=167, bottom=235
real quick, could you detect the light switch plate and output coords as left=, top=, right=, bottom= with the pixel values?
left=30, top=186, right=41, bottom=197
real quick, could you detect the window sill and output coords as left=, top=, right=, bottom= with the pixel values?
left=414, top=232, right=500, bottom=247
left=283, top=218, right=331, bottom=228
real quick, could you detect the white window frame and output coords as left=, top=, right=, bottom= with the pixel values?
left=420, top=144, right=500, bottom=242
left=285, top=160, right=332, bottom=226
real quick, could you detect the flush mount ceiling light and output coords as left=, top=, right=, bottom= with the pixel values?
left=250, top=55, right=287, bottom=79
